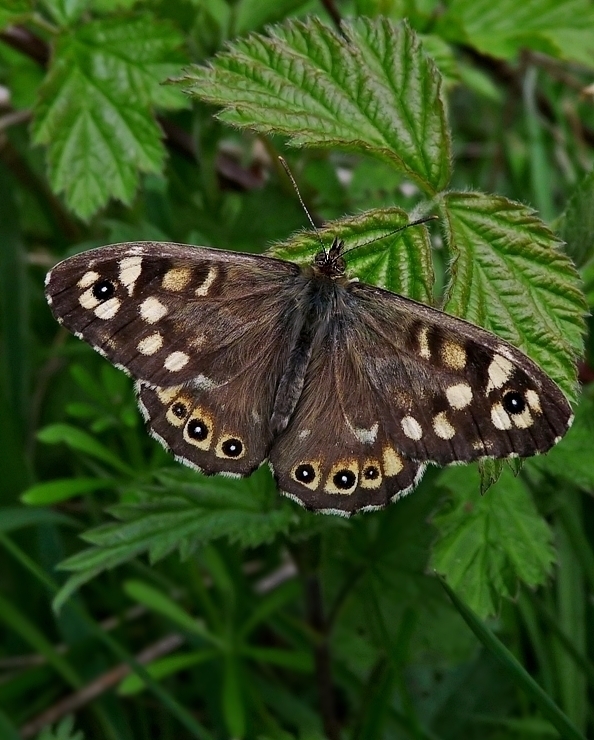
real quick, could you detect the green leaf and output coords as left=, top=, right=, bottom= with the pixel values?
left=557, top=168, right=594, bottom=271
left=527, top=394, right=594, bottom=492
left=123, top=580, right=222, bottom=646
left=36, top=716, right=85, bottom=740
left=32, top=16, right=185, bottom=219
left=443, top=191, right=586, bottom=403
left=234, top=0, right=312, bottom=35
left=42, top=0, right=89, bottom=26
left=21, top=477, right=115, bottom=505
left=269, top=208, right=434, bottom=302
left=179, top=17, right=451, bottom=193
left=118, top=649, right=218, bottom=695
left=55, top=477, right=295, bottom=604
left=0, top=0, right=32, bottom=30
left=37, top=423, right=134, bottom=475
left=438, top=0, right=594, bottom=66
left=432, top=466, right=555, bottom=618
left=239, top=646, right=313, bottom=672
left=439, top=576, right=587, bottom=740
left=0, top=711, right=20, bottom=740
left=222, top=655, right=245, bottom=739
left=0, top=506, right=77, bottom=532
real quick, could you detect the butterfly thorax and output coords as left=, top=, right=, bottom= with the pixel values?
left=313, top=238, right=347, bottom=279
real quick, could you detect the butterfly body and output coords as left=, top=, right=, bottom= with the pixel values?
left=45, top=238, right=573, bottom=515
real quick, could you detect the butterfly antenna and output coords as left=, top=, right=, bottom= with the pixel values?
left=278, top=156, right=327, bottom=256
left=340, top=215, right=439, bottom=257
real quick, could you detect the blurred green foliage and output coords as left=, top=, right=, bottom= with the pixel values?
left=1, top=1, right=594, bottom=738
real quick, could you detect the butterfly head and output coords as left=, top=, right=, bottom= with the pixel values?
left=313, top=238, right=346, bottom=279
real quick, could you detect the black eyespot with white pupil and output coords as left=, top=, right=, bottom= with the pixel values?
left=92, top=279, right=116, bottom=301
left=187, top=419, right=208, bottom=441
left=364, top=466, right=380, bottom=480
left=503, top=391, right=526, bottom=415
left=222, top=438, right=242, bottom=457
left=171, top=402, right=187, bottom=419
left=333, top=469, right=356, bottom=490
left=295, top=464, right=316, bottom=483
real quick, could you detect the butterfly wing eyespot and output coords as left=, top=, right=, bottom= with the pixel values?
left=502, top=391, right=525, bottom=414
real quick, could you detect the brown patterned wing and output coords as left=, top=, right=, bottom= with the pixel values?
left=269, top=318, right=428, bottom=515
left=45, top=241, right=306, bottom=475
left=45, top=242, right=301, bottom=388
left=269, top=279, right=572, bottom=514
left=347, top=282, right=573, bottom=464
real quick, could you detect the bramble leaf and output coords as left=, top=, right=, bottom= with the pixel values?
left=443, top=191, right=585, bottom=403
left=438, top=0, right=594, bottom=67
left=270, top=207, right=434, bottom=302
left=432, top=466, right=555, bottom=618
left=179, top=17, right=451, bottom=193
left=32, top=16, right=185, bottom=218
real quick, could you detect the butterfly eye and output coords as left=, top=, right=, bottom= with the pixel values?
left=503, top=391, right=526, bottom=415
left=333, top=469, right=357, bottom=491
left=92, top=279, right=116, bottom=301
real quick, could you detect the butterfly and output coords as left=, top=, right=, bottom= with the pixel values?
left=45, top=234, right=573, bottom=515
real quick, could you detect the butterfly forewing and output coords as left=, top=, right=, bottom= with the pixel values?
left=45, top=242, right=301, bottom=388
left=347, top=282, right=573, bottom=463
left=46, top=242, right=308, bottom=477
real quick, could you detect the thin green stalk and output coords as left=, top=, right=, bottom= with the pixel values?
left=439, top=575, right=586, bottom=740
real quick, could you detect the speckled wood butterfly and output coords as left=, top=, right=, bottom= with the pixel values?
left=45, top=234, right=573, bottom=515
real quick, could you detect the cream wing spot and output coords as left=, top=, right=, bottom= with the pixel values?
left=486, top=354, right=514, bottom=393
left=511, top=407, right=534, bottom=429
left=195, top=266, right=217, bottom=297
left=77, top=271, right=100, bottom=289
left=140, top=297, right=168, bottom=324
left=164, top=351, right=190, bottom=372
left=162, top=266, right=192, bottom=291
left=433, top=412, right=456, bottom=440
left=94, top=297, right=121, bottom=320
left=418, top=326, right=431, bottom=360
left=349, top=422, right=378, bottom=444
left=491, top=402, right=512, bottom=430
left=525, top=390, right=542, bottom=414
left=401, top=415, right=423, bottom=440
left=118, top=256, right=143, bottom=296
left=137, top=332, right=163, bottom=356
left=79, top=287, right=100, bottom=310
left=441, top=341, right=466, bottom=370
left=156, top=386, right=183, bottom=404
left=446, top=383, right=473, bottom=410
left=382, top=447, right=403, bottom=477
